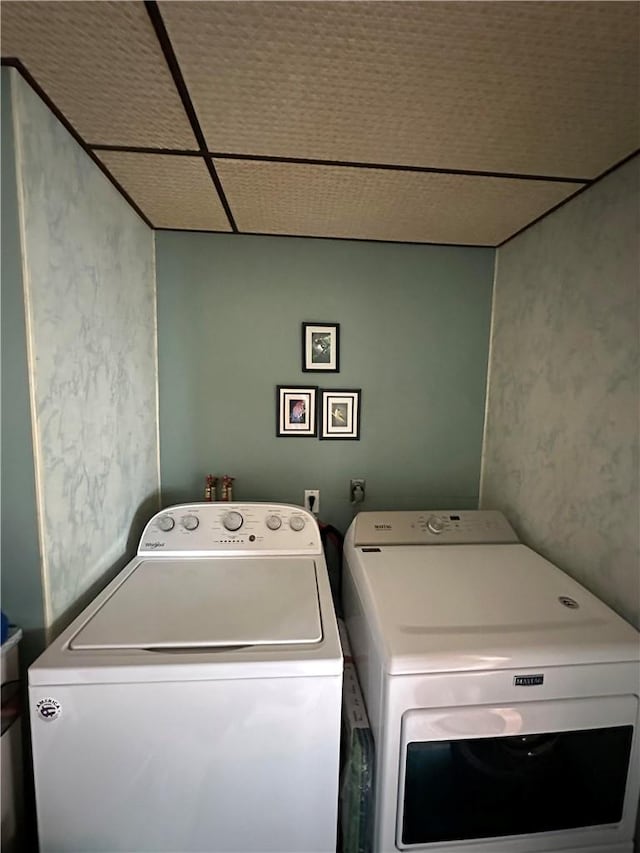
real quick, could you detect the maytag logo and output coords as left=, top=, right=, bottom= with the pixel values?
left=374, top=524, right=392, bottom=530
left=514, top=674, right=544, bottom=687
left=144, top=541, right=165, bottom=549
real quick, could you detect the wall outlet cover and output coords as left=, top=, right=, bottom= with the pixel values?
left=304, top=489, right=320, bottom=515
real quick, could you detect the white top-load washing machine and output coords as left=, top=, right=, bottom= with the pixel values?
left=29, top=503, right=342, bottom=853
left=342, top=510, right=640, bottom=853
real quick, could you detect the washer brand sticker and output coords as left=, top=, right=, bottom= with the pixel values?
left=36, top=698, right=61, bottom=721
left=374, top=524, right=392, bottom=530
left=514, top=674, right=544, bottom=687
left=143, top=541, right=165, bottom=549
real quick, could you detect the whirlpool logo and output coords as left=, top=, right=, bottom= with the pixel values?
left=143, top=541, right=165, bottom=549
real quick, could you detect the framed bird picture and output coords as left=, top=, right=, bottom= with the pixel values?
left=276, top=386, right=318, bottom=437
left=320, top=389, right=361, bottom=440
left=302, top=322, right=340, bottom=372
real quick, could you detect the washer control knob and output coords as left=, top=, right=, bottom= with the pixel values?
left=289, top=515, right=306, bottom=532
left=157, top=515, right=175, bottom=532
left=427, top=515, right=445, bottom=534
left=182, top=515, right=199, bottom=531
left=266, top=514, right=282, bottom=531
left=223, top=511, right=244, bottom=532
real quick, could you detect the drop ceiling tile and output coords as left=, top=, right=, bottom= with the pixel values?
left=160, top=1, right=639, bottom=179
left=98, top=153, right=231, bottom=231
left=1, top=0, right=195, bottom=148
left=214, top=160, right=583, bottom=246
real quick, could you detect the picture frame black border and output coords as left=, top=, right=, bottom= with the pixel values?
left=275, top=385, right=319, bottom=437
left=301, top=322, right=341, bottom=373
left=319, top=389, right=362, bottom=440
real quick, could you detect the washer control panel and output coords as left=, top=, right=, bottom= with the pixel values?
left=352, top=510, right=518, bottom=547
left=138, top=503, right=320, bottom=556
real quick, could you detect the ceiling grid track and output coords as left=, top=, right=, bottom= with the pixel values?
left=0, top=57, right=154, bottom=229
left=91, top=142, right=590, bottom=186
left=208, top=154, right=589, bottom=185
left=153, top=227, right=495, bottom=249
left=91, top=145, right=203, bottom=157
left=143, top=0, right=238, bottom=233
left=498, top=147, right=640, bottom=246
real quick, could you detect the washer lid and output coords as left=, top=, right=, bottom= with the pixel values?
left=70, top=558, right=322, bottom=650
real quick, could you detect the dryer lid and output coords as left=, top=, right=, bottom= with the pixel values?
left=350, top=544, right=640, bottom=673
left=70, top=558, right=322, bottom=650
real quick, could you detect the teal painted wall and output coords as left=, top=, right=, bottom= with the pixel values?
left=156, top=232, right=494, bottom=533
left=0, top=68, right=45, bottom=665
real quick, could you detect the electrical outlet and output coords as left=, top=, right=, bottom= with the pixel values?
left=350, top=479, right=366, bottom=503
left=304, top=489, right=320, bottom=516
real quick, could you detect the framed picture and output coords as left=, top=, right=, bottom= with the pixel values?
left=302, top=322, right=340, bottom=372
left=320, top=389, right=361, bottom=440
left=276, top=386, right=318, bottom=437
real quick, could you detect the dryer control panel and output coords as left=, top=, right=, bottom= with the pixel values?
left=352, top=510, right=518, bottom=547
left=138, top=503, right=321, bottom=556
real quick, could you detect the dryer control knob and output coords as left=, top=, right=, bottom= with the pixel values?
left=266, top=514, right=282, bottom=530
left=157, top=515, right=175, bottom=532
left=289, top=515, right=306, bottom=532
left=182, top=515, right=199, bottom=531
left=223, top=511, right=244, bottom=532
left=427, top=515, right=445, bottom=534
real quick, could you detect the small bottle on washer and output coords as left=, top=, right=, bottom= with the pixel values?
left=204, top=475, right=217, bottom=502
left=221, top=475, right=235, bottom=501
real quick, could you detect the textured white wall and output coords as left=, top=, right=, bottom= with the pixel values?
left=11, top=71, right=159, bottom=625
left=481, top=156, right=640, bottom=628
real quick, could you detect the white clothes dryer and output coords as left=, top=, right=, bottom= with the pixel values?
left=29, top=503, right=342, bottom=853
left=342, top=509, right=640, bottom=853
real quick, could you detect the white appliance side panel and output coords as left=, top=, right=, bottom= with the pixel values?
left=30, top=675, right=341, bottom=853
left=342, top=555, right=385, bottom=735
